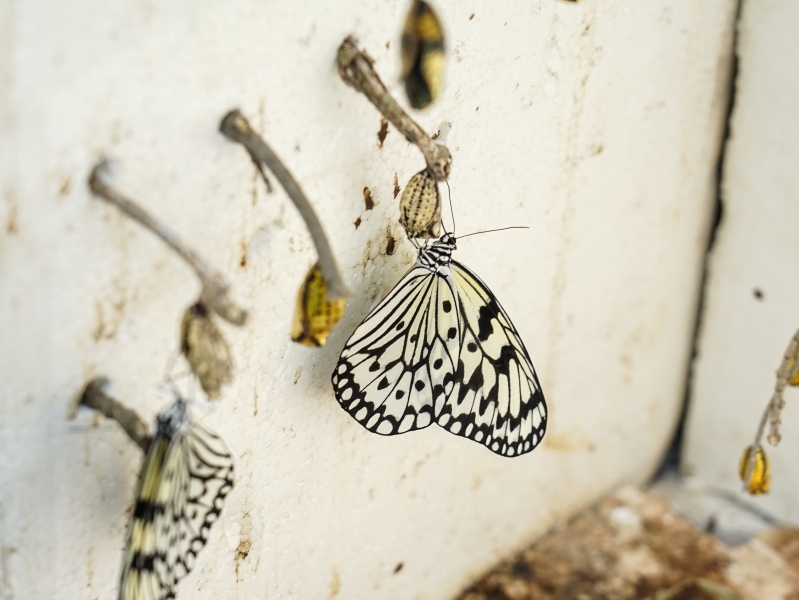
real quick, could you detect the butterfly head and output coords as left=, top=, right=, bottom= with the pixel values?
left=157, top=397, right=191, bottom=438
left=438, top=232, right=457, bottom=248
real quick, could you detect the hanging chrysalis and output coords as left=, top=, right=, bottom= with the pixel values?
left=399, top=169, right=442, bottom=239
left=401, top=0, right=445, bottom=109
left=739, top=445, right=770, bottom=495
left=784, top=341, right=799, bottom=386
left=292, top=263, right=346, bottom=347
left=180, top=302, right=233, bottom=399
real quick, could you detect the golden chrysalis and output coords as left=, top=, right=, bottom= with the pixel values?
left=292, top=263, right=346, bottom=347
left=785, top=342, right=799, bottom=386
left=401, top=0, right=445, bottom=109
left=739, top=445, right=770, bottom=495
left=180, top=302, right=233, bottom=399
left=399, top=169, right=441, bottom=239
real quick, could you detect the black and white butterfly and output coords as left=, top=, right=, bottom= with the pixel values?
left=118, top=397, right=234, bottom=600
left=332, top=231, right=547, bottom=457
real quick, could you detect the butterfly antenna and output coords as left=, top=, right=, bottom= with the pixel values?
left=162, top=348, right=180, bottom=384
left=445, top=181, right=455, bottom=235
left=458, top=226, right=530, bottom=239
left=158, top=377, right=182, bottom=401
left=186, top=396, right=214, bottom=414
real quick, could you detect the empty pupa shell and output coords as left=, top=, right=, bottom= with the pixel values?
left=739, top=445, right=770, bottom=495
left=401, top=0, right=445, bottom=109
left=400, top=169, right=441, bottom=239
left=292, top=263, right=346, bottom=347
left=180, top=302, right=233, bottom=399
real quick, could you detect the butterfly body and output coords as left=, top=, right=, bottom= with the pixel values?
left=119, top=398, right=234, bottom=600
left=333, top=233, right=547, bottom=457
left=417, top=231, right=456, bottom=272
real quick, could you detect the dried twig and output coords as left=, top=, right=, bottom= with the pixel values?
left=337, top=36, right=452, bottom=182
left=219, top=110, right=350, bottom=301
left=89, top=160, right=248, bottom=326
left=71, top=377, right=153, bottom=453
left=743, top=328, right=799, bottom=489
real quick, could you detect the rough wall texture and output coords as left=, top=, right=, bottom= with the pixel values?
left=0, top=1, right=737, bottom=599
left=685, top=0, right=799, bottom=522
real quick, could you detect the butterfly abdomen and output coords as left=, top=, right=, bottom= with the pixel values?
left=133, top=499, right=164, bottom=521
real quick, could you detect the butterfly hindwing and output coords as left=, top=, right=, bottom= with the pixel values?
left=332, top=266, right=460, bottom=435
left=119, top=401, right=234, bottom=600
left=436, top=261, right=547, bottom=457
left=158, top=421, right=234, bottom=591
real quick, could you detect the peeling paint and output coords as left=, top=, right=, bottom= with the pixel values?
left=363, top=187, right=375, bottom=211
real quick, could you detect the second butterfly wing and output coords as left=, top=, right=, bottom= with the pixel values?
left=437, top=262, right=547, bottom=457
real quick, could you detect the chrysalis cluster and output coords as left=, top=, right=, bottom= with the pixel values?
left=400, top=0, right=445, bottom=109
left=291, top=263, right=346, bottom=347
left=399, top=169, right=442, bottom=239
left=738, top=328, right=799, bottom=494
left=180, top=302, right=233, bottom=399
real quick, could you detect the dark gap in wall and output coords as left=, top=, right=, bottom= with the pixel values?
left=653, top=0, right=745, bottom=481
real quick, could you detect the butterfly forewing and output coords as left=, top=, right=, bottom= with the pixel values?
left=119, top=401, right=234, bottom=600
left=154, top=446, right=191, bottom=589
left=159, top=422, right=233, bottom=590
left=333, top=266, right=460, bottom=435
left=436, top=262, right=547, bottom=457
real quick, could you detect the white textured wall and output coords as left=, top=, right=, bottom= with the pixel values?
left=0, top=1, right=736, bottom=599
left=684, top=0, right=799, bottom=521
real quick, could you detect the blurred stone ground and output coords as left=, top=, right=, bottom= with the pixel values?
left=455, top=480, right=799, bottom=600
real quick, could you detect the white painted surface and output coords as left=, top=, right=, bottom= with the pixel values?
left=0, top=1, right=736, bottom=599
left=684, top=0, right=799, bottom=523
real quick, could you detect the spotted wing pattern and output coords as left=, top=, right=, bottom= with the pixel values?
left=437, top=262, right=547, bottom=457
left=119, top=403, right=234, bottom=600
left=332, top=266, right=460, bottom=436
